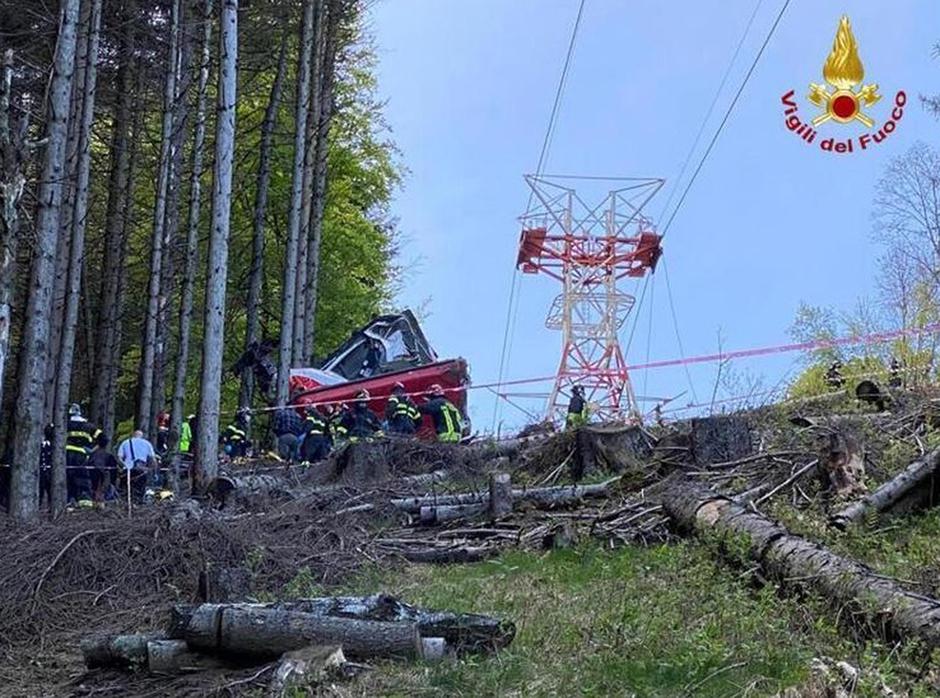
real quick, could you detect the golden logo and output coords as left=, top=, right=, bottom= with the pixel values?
left=807, top=15, right=881, bottom=127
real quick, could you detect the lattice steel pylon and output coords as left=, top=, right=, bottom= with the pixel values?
left=516, top=175, right=664, bottom=423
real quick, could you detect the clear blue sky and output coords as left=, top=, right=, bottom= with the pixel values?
left=368, top=0, right=940, bottom=433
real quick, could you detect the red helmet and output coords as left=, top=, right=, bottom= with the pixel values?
left=428, top=384, right=444, bottom=397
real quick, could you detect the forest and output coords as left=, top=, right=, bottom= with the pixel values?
left=0, top=0, right=401, bottom=521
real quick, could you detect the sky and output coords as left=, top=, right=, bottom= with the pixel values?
left=367, top=0, right=940, bottom=434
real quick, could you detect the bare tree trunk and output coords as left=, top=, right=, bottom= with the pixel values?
left=151, top=4, right=196, bottom=435
left=50, top=0, right=102, bottom=512
left=303, top=0, right=342, bottom=359
left=292, top=28, right=320, bottom=368
left=275, top=0, right=317, bottom=407
left=0, top=51, right=28, bottom=414
left=45, top=0, right=90, bottom=424
left=194, top=0, right=237, bottom=489
left=170, top=0, right=211, bottom=455
left=90, top=6, right=135, bottom=432
left=138, top=0, right=181, bottom=438
left=239, top=32, right=288, bottom=411
left=10, top=0, right=80, bottom=522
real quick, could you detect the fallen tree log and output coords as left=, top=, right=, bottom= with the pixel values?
left=184, top=604, right=422, bottom=660
left=172, top=595, right=514, bottom=654
left=385, top=544, right=498, bottom=564
left=419, top=503, right=487, bottom=525
left=82, top=633, right=160, bottom=669
left=830, top=447, right=940, bottom=529
left=391, top=477, right=620, bottom=513
left=663, top=476, right=940, bottom=649
left=147, top=639, right=228, bottom=674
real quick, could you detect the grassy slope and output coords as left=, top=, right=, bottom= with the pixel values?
left=292, top=535, right=928, bottom=697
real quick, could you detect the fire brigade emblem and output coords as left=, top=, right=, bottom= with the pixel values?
left=808, top=15, right=881, bottom=127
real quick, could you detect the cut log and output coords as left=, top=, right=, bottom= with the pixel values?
left=184, top=604, right=421, bottom=660
left=391, top=477, right=619, bottom=513
left=390, top=545, right=498, bottom=565
left=265, top=645, right=346, bottom=698
left=147, top=639, right=228, bottom=674
left=663, top=475, right=940, bottom=649
left=823, top=432, right=866, bottom=497
left=830, top=447, right=940, bottom=529
left=172, top=595, right=514, bottom=654
left=419, top=503, right=486, bottom=525
left=488, top=473, right=512, bottom=519
left=82, top=633, right=162, bottom=669
left=690, top=415, right=752, bottom=465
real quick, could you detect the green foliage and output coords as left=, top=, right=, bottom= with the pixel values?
left=788, top=356, right=886, bottom=400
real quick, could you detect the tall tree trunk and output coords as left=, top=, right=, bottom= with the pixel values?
left=151, top=2, right=195, bottom=434
left=50, top=0, right=102, bottom=512
left=195, top=0, right=237, bottom=489
left=170, top=0, right=212, bottom=454
left=10, top=0, right=80, bottom=522
left=292, top=32, right=319, bottom=368
left=90, top=16, right=136, bottom=436
left=303, top=0, right=342, bottom=359
left=44, top=0, right=89, bottom=423
left=239, top=32, right=288, bottom=411
left=275, top=0, right=317, bottom=407
left=0, top=50, right=28, bottom=416
left=138, top=0, right=181, bottom=438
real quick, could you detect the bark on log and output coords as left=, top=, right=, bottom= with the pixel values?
left=419, top=503, right=487, bottom=525
left=392, top=477, right=619, bottom=513
left=82, top=633, right=162, bottom=668
left=663, top=475, right=940, bottom=649
left=391, top=545, right=497, bottom=565
left=147, top=639, right=228, bottom=674
left=831, top=448, right=940, bottom=529
left=184, top=604, right=421, bottom=660
left=171, top=595, right=514, bottom=654
left=489, top=473, right=512, bottom=519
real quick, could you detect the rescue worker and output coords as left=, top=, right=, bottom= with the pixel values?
left=825, top=360, right=845, bottom=389
left=179, top=414, right=195, bottom=457
left=328, top=404, right=348, bottom=443
left=155, top=409, right=170, bottom=455
left=385, top=382, right=421, bottom=436
left=565, top=385, right=589, bottom=430
left=66, top=403, right=99, bottom=506
left=889, top=357, right=903, bottom=389
left=87, top=432, right=119, bottom=503
left=302, top=404, right=333, bottom=462
left=39, top=423, right=53, bottom=508
left=221, top=409, right=250, bottom=457
left=419, top=384, right=463, bottom=443
left=340, top=390, right=382, bottom=441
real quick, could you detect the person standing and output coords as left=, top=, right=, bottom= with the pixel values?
left=87, top=433, right=119, bottom=503
left=385, top=382, right=421, bottom=436
left=39, top=424, right=54, bottom=508
left=221, top=409, right=250, bottom=457
left=301, top=404, right=333, bottom=462
left=419, top=384, right=463, bottom=443
left=565, top=385, right=589, bottom=430
left=66, top=403, right=99, bottom=505
left=117, top=430, right=157, bottom=504
left=273, top=405, right=304, bottom=462
left=340, top=390, right=382, bottom=441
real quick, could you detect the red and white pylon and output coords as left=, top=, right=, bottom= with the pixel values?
left=516, top=175, right=664, bottom=423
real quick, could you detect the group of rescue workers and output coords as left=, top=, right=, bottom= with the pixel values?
left=2, top=381, right=587, bottom=510
left=174, top=382, right=466, bottom=465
